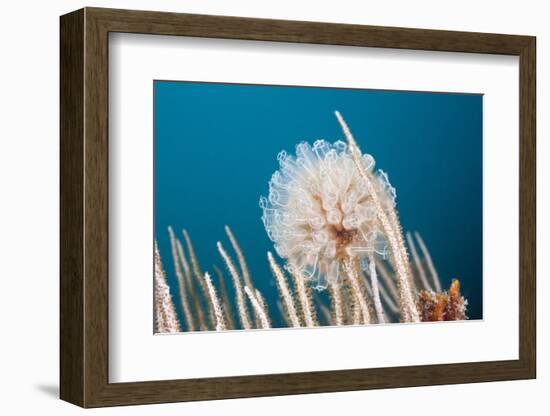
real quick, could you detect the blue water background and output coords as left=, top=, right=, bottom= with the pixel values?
left=154, top=80, right=483, bottom=329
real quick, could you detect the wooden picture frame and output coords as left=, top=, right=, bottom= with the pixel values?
left=60, top=7, right=536, bottom=408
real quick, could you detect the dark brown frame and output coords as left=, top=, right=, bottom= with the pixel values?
left=60, top=7, right=536, bottom=408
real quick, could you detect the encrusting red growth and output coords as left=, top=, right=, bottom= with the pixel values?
left=417, top=279, right=468, bottom=322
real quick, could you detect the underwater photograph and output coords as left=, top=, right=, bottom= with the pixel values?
left=153, top=80, right=482, bottom=333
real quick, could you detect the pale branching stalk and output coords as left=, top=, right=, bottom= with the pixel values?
left=342, top=275, right=358, bottom=325
left=182, top=229, right=211, bottom=330
left=244, top=286, right=270, bottom=329
left=406, top=231, right=432, bottom=292
left=277, top=301, right=292, bottom=327
left=213, top=265, right=235, bottom=330
left=175, top=239, right=193, bottom=294
left=319, top=304, right=334, bottom=326
left=267, top=252, right=301, bottom=327
left=154, top=243, right=180, bottom=333
left=175, top=238, right=204, bottom=330
left=225, top=225, right=254, bottom=291
left=341, top=281, right=353, bottom=324
left=414, top=231, right=442, bottom=292
left=375, top=259, right=399, bottom=301
left=335, top=111, right=419, bottom=323
left=362, top=275, right=390, bottom=319
left=203, top=272, right=226, bottom=331
left=368, top=258, right=386, bottom=324
left=401, top=294, right=413, bottom=322
left=387, top=206, right=417, bottom=295
left=255, top=289, right=272, bottom=327
left=288, top=266, right=317, bottom=327
left=182, top=229, right=202, bottom=276
left=343, top=258, right=372, bottom=325
left=217, top=242, right=251, bottom=330
left=362, top=274, right=373, bottom=297
left=328, top=280, right=344, bottom=325
left=352, top=293, right=362, bottom=325
left=373, top=274, right=399, bottom=314
left=372, top=261, right=400, bottom=317
left=168, top=227, right=195, bottom=331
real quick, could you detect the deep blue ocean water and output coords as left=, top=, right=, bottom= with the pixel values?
left=154, top=80, right=483, bottom=329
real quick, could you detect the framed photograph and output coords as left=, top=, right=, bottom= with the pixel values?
left=60, top=7, right=536, bottom=407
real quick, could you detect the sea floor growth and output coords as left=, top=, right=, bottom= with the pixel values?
left=154, top=112, right=469, bottom=333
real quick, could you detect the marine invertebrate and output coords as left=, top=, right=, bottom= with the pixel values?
left=154, top=243, right=181, bottom=333
left=268, top=251, right=301, bottom=327
left=203, top=272, right=227, bottom=331
left=225, top=225, right=255, bottom=291
left=168, top=226, right=195, bottom=331
left=334, top=111, right=419, bottom=322
left=416, top=279, right=468, bottom=321
left=259, top=111, right=419, bottom=322
left=406, top=231, right=432, bottom=292
left=287, top=264, right=318, bottom=327
left=413, top=231, right=442, bottom=292
left=213, top=265, right=236, bottom=330
left=343, top=258, right=371, bottom=324
left=183, top=229, right=210, bottom=330
left=217, top=241, right=252, bottom=329
left=156, top=222, right=468, bottom=332
left=328, top=280, right=344, bottom=325
left=154, top=113, right=470, bottom=332
left=244, top=286, right=271, bottom=329
left=367, top=258, right=386, bottom=324
left=254, top=289, right=271, bottom=325
left=259, top=138, right=385, bottom=291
